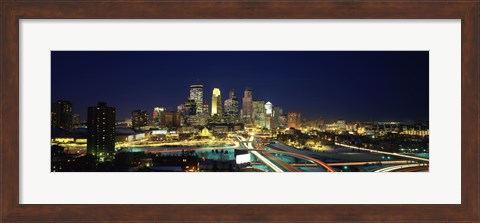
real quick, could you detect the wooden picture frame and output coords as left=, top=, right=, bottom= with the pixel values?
left=1, top=1, right=478, bottom=222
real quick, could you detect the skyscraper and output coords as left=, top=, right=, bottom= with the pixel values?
left=242, top=88, right=253, bottom=123
left=287, top=112, right=302, bottom=129
left=264, top=102, right=273, bottom=129
left=132, top=110, right=148, bottom=129
left=87, top=102, right=116, bottom=163
left=152, top=107, right=165, bottom=126
left=211, top=88, right=222, bottom=116
left=224, top=89, right=239, bottom=123
left=51, top=100, right=73, bottom=131
left=265, top=102, right=273, bottom=115
left=273, top=106, right=284, bottom=127
left=183, top=99, right=199, bottom=126
left=161, top=111, right=181, bottom=128
left=252, top=100, right=266, bottom=128
left=189, top=85, right=204, bottom=115
left=184, top=99, right=197, bottom=116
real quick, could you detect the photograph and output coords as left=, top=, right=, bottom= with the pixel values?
left=51, top=51, right=429, bottom=172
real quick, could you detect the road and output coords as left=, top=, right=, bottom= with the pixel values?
left=327, top=160, right=416, bottom=166
left=374, top=163, right=428, bottom=172
left=265, top=143, right=336, bottom=172
left=257, top=146, right=301, bottom=172
left=335, top=142, right=429, bottom=162
left=237, top=135, right=285, bottom=172
left=238, top=135, right=335, bottom=172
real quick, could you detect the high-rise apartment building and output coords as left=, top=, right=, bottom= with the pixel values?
left=87, top=102, right=116, bottom=163
left=72, top=113, right=81, bottom=128
left=51, top=100, right=73, bottom=131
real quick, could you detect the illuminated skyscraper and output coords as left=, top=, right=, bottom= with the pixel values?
left=183, top=99, right=199, bottom=126
left=264, top=102, right=273, bottom=129
left=265, top=102, right=273, bottom=115
left=132, top=110, right=148, bottom=129
left=287, top=112, right=301, bottom=129
left=189, top=85, right=204, bottom=114
left=242, top=88, right=253, bottom=123
left=224, top=89, right=239, bottom=123
left=51, top=100, right=73, bottom=131
left=184, top=99, right=197, bottom=116
left=87, top=102, right=116, bottom=163
left=211, top=88, right=222, bottom=116
left=252, top=100, right=266, bottom=128
left=152, top=107, right=165, bottom=126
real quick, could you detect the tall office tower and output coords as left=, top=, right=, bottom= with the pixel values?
left=265, top=102, right=273, bottom=115
left=198, top=104, right=209, bottom=126
left=287, top=112, right=302, bottom=129
left=183, top=99, right=198, bottom=126
left=177, top=104, right=187, bottom=126
left=211, top=88, right=222, bottom=116
left=224, top=89, right=239, bottom=123
left=252, top=100, right=266, bottom=128
left=189, top=85, right=204, bottom=114
left=264, top=102, right=273, bottom=129
left=87, top=102, right=116, bottom=163
left=152, top=107, right=165, bottom=126
left=160, top=111, right=181, bottom=128
left=132, top=110, right=148, bottom=129
left=242, top=88, right=253, bottom=122
left=184, top=99, right=197, bottom=116
left=51, top=100, right=73, bottom=131
left=273, top=106, right=283, bottom=127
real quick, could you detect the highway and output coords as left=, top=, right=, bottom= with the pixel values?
left=234, top=134, right=336, bottom=172
left=335, top=142, right=429, bottom=162
left=374, top=163, right=427, bottom=172
left=258, top=146, right=301, bottom=172
left=327, top=160, right=416, bottom=166
left=239, top=135, right=284, bottom=172
left=265, top=143, right=336, bottom=172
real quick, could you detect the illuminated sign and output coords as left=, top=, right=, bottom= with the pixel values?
left=151, top=130, right=168, bottom=135
left=235, top=153, right=251, bottom=164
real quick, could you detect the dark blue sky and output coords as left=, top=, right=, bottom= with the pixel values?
left=51, top=51, right=429, bottom=122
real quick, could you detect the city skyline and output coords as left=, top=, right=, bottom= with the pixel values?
left=52, top=51, right=429, bottom=122
left=51, top=51, right=429, bottom=173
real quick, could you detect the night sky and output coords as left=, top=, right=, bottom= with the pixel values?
left=51, top=51, right=429, bottom=122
